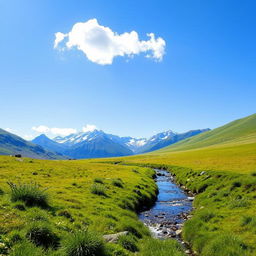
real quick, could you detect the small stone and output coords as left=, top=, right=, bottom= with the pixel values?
left=175, top=229, right=182, bottom=236
left=103, top=231, right=128, bottom=243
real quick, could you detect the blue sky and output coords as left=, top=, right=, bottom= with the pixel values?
left=0, top=0, right=255, bottom=139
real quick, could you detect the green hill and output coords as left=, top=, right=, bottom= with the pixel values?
left=158, top=113, right=256, bottom=153
left=0, top=128, right=65, bottom=159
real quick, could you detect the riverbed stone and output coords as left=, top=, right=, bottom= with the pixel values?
left=103, top=231, right=129, bottom=243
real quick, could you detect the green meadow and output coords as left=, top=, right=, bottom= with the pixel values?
left=0, top=114, right=256, bottom=255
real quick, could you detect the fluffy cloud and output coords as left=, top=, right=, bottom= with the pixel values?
left=32, top=125, right=77, bottom=136
left=82, top=124, right=97, bottom=132
left=54, top=18, right=166, bottom=65
left=32, top=125, right=50, bottom=133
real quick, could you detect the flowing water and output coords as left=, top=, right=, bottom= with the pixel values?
left=139, top=169, right=193, bottom=239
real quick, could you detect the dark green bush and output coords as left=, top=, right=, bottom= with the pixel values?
left=8, top=182, right=49, bottom=208
left=63, top=231, right=105, bottom=256
left=26, top=223, right=59, bottom=249
left=112, top=179, right=123, bottom=188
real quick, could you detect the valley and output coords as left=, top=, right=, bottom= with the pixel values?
left=0, top=113, right=255, bottom=255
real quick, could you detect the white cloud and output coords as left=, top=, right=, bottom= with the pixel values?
left=54, top=18, right=166, bottom=65
left=32, top=125, right=50, bottom=133
left=54, top=32, right=67, bottom=49
left=32, top=125, right=77, bottom=136
left=82, top=124, right=97, bottom=132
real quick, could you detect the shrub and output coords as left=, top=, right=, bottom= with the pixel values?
left=26, top=223, right=59, bottom=249
left=63, top=231, right=105, bottom=256
left=9, top=241, right=44, bottom=256
left=117, top=235, right=138, bottom=252
left=94, top=178, right=104, bottom=184
left=112, top=179, right=123, bottom=188
left=90, top=184, right=106, bottom=196
left=8, top=182, right=49, bottom=208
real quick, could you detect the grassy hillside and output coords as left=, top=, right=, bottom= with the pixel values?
left=0, top=156, right=185, bottom=256
left=0, top=129, right=65, bottom=160
left=159, top=113, right=256, bottom=152
left=118, top=113, right=256, bottom=173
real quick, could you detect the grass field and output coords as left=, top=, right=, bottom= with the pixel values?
left=0, top=156, right=186, bottom=256
left=0, top=114, right=255, bottom=255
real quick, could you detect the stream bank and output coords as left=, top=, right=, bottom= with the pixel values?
left=139, top=169, right=194, bottom=254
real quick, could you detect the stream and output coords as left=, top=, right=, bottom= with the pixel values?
left=139, top=169, right=193, bottom=250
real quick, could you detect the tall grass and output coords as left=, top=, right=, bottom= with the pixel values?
left=138, top=238, right=185, bottom=256
left=26, top=222, right=59, bottom=249
left=90, top=184, right=106, bottom=196
left=8, top=182, right=49, bottom=208
left=202, top=234, right=247, bottom=256
left=9, top=241, right=44, bottom=256
left=63, top=231, right=105, bottom=256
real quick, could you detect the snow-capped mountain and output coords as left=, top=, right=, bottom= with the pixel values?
left=32, top=128, right=210, bottom=159
left=138, top=129, right=210, bottom=153
left=54, top=130, right=107, bottom=146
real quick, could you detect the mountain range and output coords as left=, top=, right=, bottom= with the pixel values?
left=32, top=128, right=210, bottom=159
left=0, top=127, right=209, bottom=159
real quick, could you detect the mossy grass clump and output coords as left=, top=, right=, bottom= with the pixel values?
left=13, top=203, right=26, bottom=211
left=26, top=222, right=60, bottom=249
left=112, top=179, right=123, bottom=188
left=62, top=230, right=105, bottom=256
left=90, top=184, right=106, bottom=196
left=94, top=178, right=104, bottom=184
left=58, top=210, right=72, bottom=219
left=8, top=182, right=49, bottom=208
left=117, top=234, right=138, bottom=252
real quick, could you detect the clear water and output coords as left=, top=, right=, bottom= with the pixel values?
left=139, top=169, right=193, bottom=238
